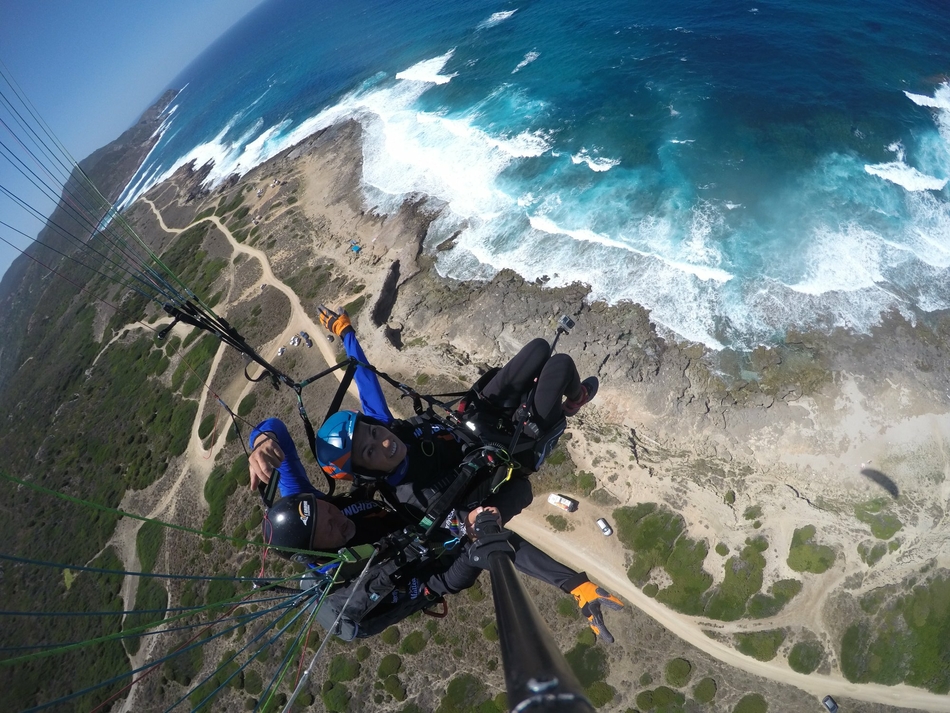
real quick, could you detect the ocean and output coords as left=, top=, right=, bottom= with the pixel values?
left=117, top=0, right=950, bottom=350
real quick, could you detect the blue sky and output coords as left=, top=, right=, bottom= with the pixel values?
left=0, top=0, right=264, bottom=281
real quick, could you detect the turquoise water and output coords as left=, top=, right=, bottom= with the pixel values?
left=119, top=0, right=950, bottom=349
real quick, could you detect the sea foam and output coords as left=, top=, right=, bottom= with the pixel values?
left=477, top=10, right=517, bottom=30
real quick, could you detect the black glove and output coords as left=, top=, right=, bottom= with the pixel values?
left=468, top=510, right=514, bottom=568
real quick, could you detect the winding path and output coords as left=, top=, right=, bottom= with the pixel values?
left=512, top=514, right=950, bottom=711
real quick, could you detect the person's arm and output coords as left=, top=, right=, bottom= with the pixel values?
left=248, top=418, right=321, bottom=496
left=342, top=330, right=393, bottom=422
left=318, top=305, right=393, bottom=422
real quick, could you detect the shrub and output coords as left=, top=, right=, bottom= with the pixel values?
left=724, top=490, right=736, bottom=504
left=788, top=640, right=823, bottom=674
left=565, top=643, right=607, bottom=688
left=136, top=519, right=164, bottom=573
left=743, top=505, right=762, bottom=520
left=716, top=542, right=729, bottom=556
left=665, top=657, right=692, bottom=686
left=704, top=538, right=768, bottom=620
left=384, top=675, right=407, bottom=701
left=735, top=629, right=786, bottom=661
left=733, top=692, right=768, bottom=713
left=747, top=579, right=802, bottom=618
left=381, top=626, right=400, bottom=645
left=378, top=654, right=402, bottom=678
left=198, top=413, right=216, bottom=440
left=356, top=646, right=370, bottom=661
left=546, top=514, right=570, bottom=531
left=321, top=682, right=349, bottom=712
left=438, top=674, right=486, bottom=713
left=586, top=681, right=615, bottom=707
left=693, top=676, right=717, bottom=703
left=577, top=471, right=596, bottom=495
left=328, top=655, right=360, bottom=682
left=399, top=630, right=427, bottom=654
left=238, top=392, right=257, bottom=418
left=855, top=498, right=902, bottom=539
left=787, top=525, right=836, bottom=573
left=557, top=597, right=578, bottom=617
left=243, top=669, right=262, bottom=694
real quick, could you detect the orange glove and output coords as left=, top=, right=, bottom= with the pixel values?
left=571, top=581, right=624, bottom=644
left=318, top=305, right=353, bottom=337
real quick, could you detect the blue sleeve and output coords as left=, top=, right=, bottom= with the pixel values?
left=249, top=418, right=322, bottom=497
left=342, top=330, right=393, bottom=422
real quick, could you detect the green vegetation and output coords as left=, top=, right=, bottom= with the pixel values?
left=715, top=542, right=729, bottom=556
left=215, top=192, right=244, bottom=216
left=586, top=681, right=615, bottom=707
left=381, top=626, right=400, bottom=645
left=859, top=541, right=888, bottom=566
left=198, top=412, right=216, bottom=440
left=384, top=675, right=407, bottom=701
left=747, top=579, right=802, bottom=618
left=321, top=682, right=350, bottom=712
left=855, top=498, right=903, bottom=540
left=399, top=630, right=427, bottom=654
left=735, top=629, right=786, bottom=661
left=437, top=674, right=492, bottom=713
left=704, top=537, right=768, bottom=620
left=664, top=657, right=692, bottom=686
left=841, top=575, right=950, bottom=691
left=693, top=676, right=718, bottom=703
left=733, top=693, right=768, bottom=712
left=546, top=514, right=571, bottom=531
left=788, top=640, right=823, bottom=674
left=203, top=458, right=247, bottom=533
left=787, top=526, right=836, bottom=573
left=724, top=490, right=736, bottom=505
left=565, top=642, right=608, bottom=688
left=643, top=583, right=659, bottom=598
left=237, top=392, right=257, bottom=417
left=577, top=470, right=597, bottom=495
left=557, top=597, right=579, bottom=617
left=328, top=654, right=360, bottom=682
left=483, top=621, right=499, bottom=641
left=635, top=686, right=685, bottom=710
left=743, top=505, right=762, bottom=520
left=343, top=294, right=366, bottom=316
left=123, top=576, right=168, bottom=655
left=136, top=519, right=165, bottom=573
left=378, top=653, right=402, bottom=678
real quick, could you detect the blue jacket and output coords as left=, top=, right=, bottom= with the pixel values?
left=248, top=330, right=396, bottom=496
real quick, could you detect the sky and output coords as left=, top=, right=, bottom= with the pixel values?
left=0, top=0, right=265, bottom=282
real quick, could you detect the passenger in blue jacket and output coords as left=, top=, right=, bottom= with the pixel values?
left=247, top=307, right=621, bottom=641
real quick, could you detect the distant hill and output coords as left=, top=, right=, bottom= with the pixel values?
left=0, top=88, right=177, bottom=394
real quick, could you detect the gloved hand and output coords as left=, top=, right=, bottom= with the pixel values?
left=570, top=581, right=624, bottom=644
left=318, top=305, right=353, bottom=337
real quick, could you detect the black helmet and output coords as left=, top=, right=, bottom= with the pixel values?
left=262, top=493, right=319, bottom=563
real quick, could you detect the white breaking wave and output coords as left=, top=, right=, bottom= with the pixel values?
left=477, top=10, right=517, bottom=30
left=395, top=50, right=458, bottom=84
left=513, top=51, right=539, bottom=74
left=570, top=148, right=620, bottom=172
left=864, top=162, right=947, bottom=191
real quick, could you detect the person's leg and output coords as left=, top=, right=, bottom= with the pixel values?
left=480, top=338, right=550, bottom=410
left=532, top=353, right=581, bottom=426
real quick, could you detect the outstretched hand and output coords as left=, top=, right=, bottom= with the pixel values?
left=318, top=305, right=354, bottom=337
left=249, top=433, right=284, bottom=492
left=571, top=581, right=624, bottom=644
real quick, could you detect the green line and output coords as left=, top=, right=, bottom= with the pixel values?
left=0, top=470, right=339, bottom=560
left=0, top=575, right=312, bottom=667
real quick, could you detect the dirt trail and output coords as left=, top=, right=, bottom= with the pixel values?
left=511, top=512, right=950, bottom=712
left=109, top=199, right=354, bottom=711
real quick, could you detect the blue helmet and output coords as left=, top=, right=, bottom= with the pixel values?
left=316, top=410, right=359, bottom=480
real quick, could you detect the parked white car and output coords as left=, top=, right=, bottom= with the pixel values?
left=596, top=518, right=613, bottom=536
left=547, top=493, right=579, bottom=512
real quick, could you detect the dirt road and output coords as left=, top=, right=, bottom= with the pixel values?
left=511, top=514, right=950, bottom=712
